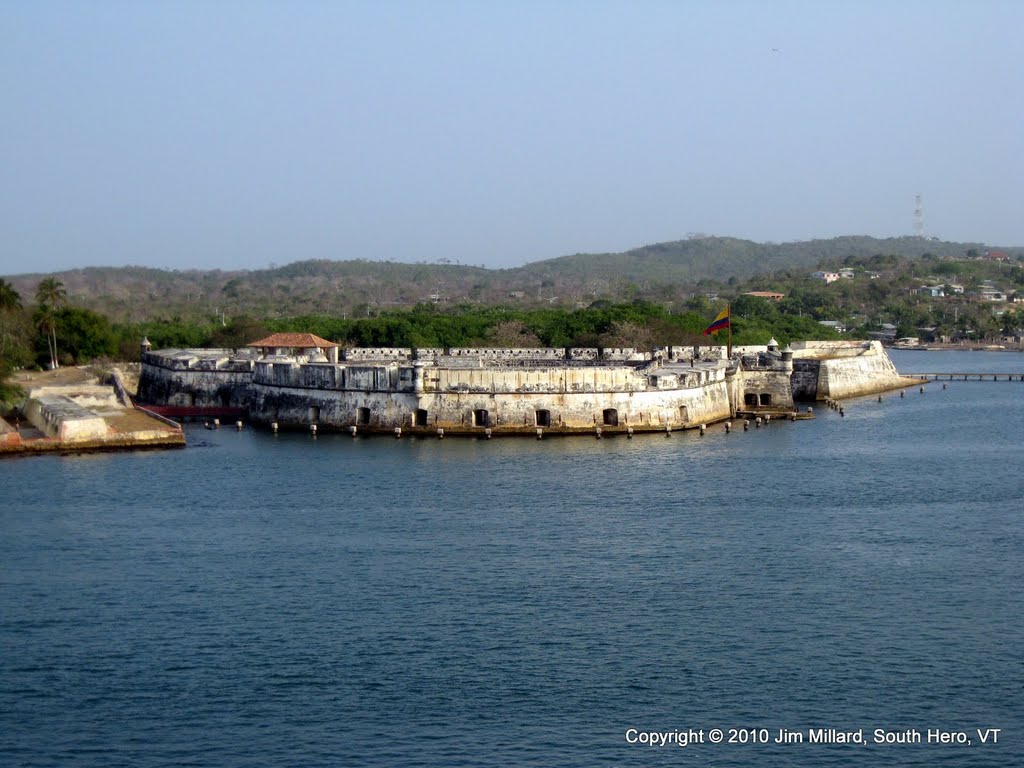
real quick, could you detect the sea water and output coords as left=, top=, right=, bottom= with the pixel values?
left=1, top=350, right=1022, bottom=767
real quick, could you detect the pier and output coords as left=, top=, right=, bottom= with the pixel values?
left=906, top=372, right=1024, bottom=381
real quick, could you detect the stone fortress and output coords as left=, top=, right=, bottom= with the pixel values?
left=136, top=333, right=917, bottom=436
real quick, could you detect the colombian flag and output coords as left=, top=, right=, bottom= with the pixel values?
left=702, top=307, right=730, bottom=336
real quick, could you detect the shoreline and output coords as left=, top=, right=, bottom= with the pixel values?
left=1, top=366, right=186, bottom=458
left=890, top=342, right=1023, bottom=352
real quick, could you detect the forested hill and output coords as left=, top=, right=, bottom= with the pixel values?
left=513, top=235, right=1003, bottom=283
left=5, top=235, right=1021, bottom=322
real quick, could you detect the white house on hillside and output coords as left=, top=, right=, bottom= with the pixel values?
left=810, top=271, right=841, bottom=283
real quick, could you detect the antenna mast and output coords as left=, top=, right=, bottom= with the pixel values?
left=913, top=194, right=925, bottom=238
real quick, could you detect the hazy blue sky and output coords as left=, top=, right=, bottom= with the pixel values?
left=2, top=0, right=1022, bottom=275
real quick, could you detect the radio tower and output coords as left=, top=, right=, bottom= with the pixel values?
left=913, top=194, right=925, bottom=238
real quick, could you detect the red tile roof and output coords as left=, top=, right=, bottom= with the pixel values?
left=246, top=332, right=339, bottom=349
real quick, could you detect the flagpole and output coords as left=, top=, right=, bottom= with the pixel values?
left=727, top=303, right=732, bottom=360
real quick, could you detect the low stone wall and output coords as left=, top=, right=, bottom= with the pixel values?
left=343, top=347, right=413, bottom=361
left=141, top=349, right=243, bottom=371
left=25, top=396, right=110, bottom=442
left=29, top=385, right=120, bottom=409
left=109, top=370, right=133, bottom=407
left=0, top=418, right=20, bottom=447
left=790, top=340, right=873, bottom=359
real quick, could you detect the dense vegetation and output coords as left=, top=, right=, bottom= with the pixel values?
left=7, top=236, right=1023, bottom=325
left=3, top=235, right=1023, bottom=410
left=731, top=251, right=1024, bottom=340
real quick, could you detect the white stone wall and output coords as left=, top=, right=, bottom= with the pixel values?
left=248, top=376, right=734, bottom=433
left=446, top=347, right=565, bottom=360
left=430, top=365, right=651, bottom=395
left=815, top=346, right=908, bottom=399
left=25, top=396, right=109, bottom=442
left=141, top=342, right=908, bottom=433
left=28, top=385, right=119, bottom=408
left=343, top=348, right=413, bottom=361
left=790, top=340, right=873, bottom=359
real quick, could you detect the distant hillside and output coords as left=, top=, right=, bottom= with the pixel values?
left=5, top=236, right=1021, bottom=322
left=511, top=235, right=1010, bottom=283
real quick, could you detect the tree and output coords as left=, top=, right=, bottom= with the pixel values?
left=36, top=277, right=66, bottom=310
left=209, top=316, right=273, bottom=349
left=34, top=305, right=60, bottom=370
left=35, top=278, right=67, bottom=369
left=0, top=280, right=29, bottom=407
left=51, top=307, right=118, bottom=363
left=486, top=320, right=541, bottom=348
left=0, top=279, right=22, bottom=311
left=0, top=280, right=25, bottom=361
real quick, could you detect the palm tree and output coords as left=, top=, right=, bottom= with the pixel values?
left=0, top=280, right=25, bottom=387
left=0, top=279, right=21, bottom=312
left=36, top=277, right=66, bottom=309
left=35, top=278, right=66, bottom=369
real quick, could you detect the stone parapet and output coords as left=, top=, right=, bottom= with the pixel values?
left=25, top=395, right=110, bottom=442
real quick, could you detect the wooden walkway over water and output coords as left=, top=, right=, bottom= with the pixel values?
left=907, top=372, right=1024, bottom=381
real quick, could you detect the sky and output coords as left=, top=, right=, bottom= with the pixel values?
left=2, top=0, right=1022, bottom=275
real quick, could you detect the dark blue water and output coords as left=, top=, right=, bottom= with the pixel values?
left=2, top=351, right=1022, bottom=767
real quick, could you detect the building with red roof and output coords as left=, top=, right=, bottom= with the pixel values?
left=246, top=333, right=339, bottom=362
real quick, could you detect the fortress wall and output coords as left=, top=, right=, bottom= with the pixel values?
left=784, top=341, right=911, bottom=400
left=735, top=368, right=795, bottom=411
left=141, top=349, right=242, bottom=371
left=791, top=361, right=821, bottom=401
left=137, top=363, right=253, bottom=408
left=430, top=365, right=651, bottom=394
left=432, top=364, right=726, bottom=395
left=247, top=357, right=733, bottom=431
left=249, top=376, right=733, bottom=432
left=696, top=347, right=728, bottom=361
left=140, top=346, right=813, bottom=432
left=813, top=344, right=910, bottom=399
left=446, top=347, right=566, bottom=360
left=253, top=362, right=413, bottom=392
left=601, top=348, right=645, bottom=361
left=342, top=347, right=665, bottom=363
left=251, top=384, right=416, bottom=428
left=790, top=340, right=873, bottom=359
left=415, top=348, right=445, bottom=357
left=665, top=345, right=735, bottom=361
left=343, top=348, right=412, bottom=361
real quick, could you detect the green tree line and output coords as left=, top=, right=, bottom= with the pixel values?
left=0, top=278, right=836, bottom=386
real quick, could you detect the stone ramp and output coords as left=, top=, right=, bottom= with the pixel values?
left=2, top=375, right=184, bottom=456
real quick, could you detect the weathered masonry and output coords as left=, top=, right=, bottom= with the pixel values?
left=137, top=335, right=916, bottom=436
left=2, top=374, right=185, bottom=456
